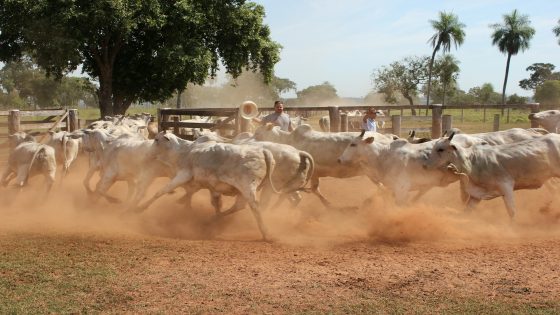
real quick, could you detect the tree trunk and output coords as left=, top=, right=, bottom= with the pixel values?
left=425, top=47, right=439, bottom=115
left=442, top=82, right=447, bottom=106
left=501, top=52, right=512, bottom=113
left=404, top=95, right=417, bottom=116
left=176, top=89, right=182, bottom=109
left=98, top=68, right=113, bottom=118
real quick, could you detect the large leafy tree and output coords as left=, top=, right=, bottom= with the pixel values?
left=425, top=11, right=465, bottom=107
left=519, top=63, right=560, bottom=91
left=0, top=0, right=281, bottom=117
left=490, top=9, right=535, bottom=106
left=372, top=56, right=429, bottom=115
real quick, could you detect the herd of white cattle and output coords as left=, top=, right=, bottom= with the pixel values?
left=2, top=109, right=560, bottom=241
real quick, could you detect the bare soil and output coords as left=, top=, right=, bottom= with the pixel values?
left=1, top=159, right=560, bottom=313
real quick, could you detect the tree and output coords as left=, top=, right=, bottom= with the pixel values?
left=506, top=94, right=527, bottom=104
left=372, top=56, right=429, bottom=115
left=432, top=54, right=460, bottom=106
left=296, top=82, right=338, bottom=105
left=0, top=0, right=281, bottom=117
left=534, top=80, right=560, bottom=107
left=554, top=19, right=560, bottom=45
left=468, top=83, right=501, bottom=105
left=519, top=63, right=560, bottom=91
left=0, top=59, right=97, bottom=108
left=490, top=9, right=535, bottom=106
left=425, top=11, right=465, bottom=107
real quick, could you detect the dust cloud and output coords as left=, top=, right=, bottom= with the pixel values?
left=1, top=158, right=559, bottom=248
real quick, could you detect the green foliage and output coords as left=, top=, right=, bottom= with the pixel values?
left=519, top=63, right=560, bottom=91
left=506, top=93, right=528, bottom=104
left=372, top=56, right=429, bottom=106
left=426, top=11, right=466, bottom=105
left=490, top=9, right=535, bottom=104
left=431, top=54, right=460, bottom=105
left=535, top=80, right=560, bottom=106
left=553, top=19, right=560, bottom=45
left=0, top=60, right=97, bottom=109
left=0, top=0, right=281, bottom=116
left=296, top=81, right=338, bottom=105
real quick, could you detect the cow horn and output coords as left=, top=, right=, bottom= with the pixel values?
left=359, top=129, right=365, bottom=138
left=448, top=131, right=455, bottom=141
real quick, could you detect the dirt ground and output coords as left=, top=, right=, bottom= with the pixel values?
left=1, top=159, right=560, bottom=313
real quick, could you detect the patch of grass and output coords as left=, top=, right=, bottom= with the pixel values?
left=0, top=234, right=133, bottom=313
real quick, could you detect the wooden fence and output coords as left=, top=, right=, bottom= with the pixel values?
left=159, top=103, right=542, bottom=139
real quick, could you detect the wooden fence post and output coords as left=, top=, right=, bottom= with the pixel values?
left=483, top=107, right=487, bottom=123
left=506, top=108, right=510, bottom=124
left=173, top=116, right=180, bottom=135
left=157, top=108, right=170, bottom=131
left=8, top=109, right=20, bottom=134
left=530, top=103, right=540, bottom=128
left=442, top=114, right=453, bottom=136
left=340, top=113, right=348, bottom=132
left=461, top=108, right=464, bottom=123
left=391, top=115, right=401, bottom=137
left=68, top=109, right=78, bottom=131
left=493, top=114, right=500, bottom=131
left=328, top=106, right=340, bottom=132
left=431, top=104, right=442, bottom=139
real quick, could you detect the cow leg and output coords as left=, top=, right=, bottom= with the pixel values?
left=15, top=164, right=30, bottom=188
left=310, top=177, right=332, bottom=208
left=216, top=196, right=247, bottom=217
left=82, top=166, right=97, bottom=195
left=499, top=182, right=517, bottom=220
left=210, top=191, right=222, bottom=215
left=135, top=170, right=193, bottom=212
left=465, top=196, right=481, bottom=213
left=1, top=167, right=14, bottom=187
left=125, top=179, right=137, bottom=203
left=258, top=185, right=274, bottom=212
left=93, top=172, right=122, bottom=204
left=243, top=189, right=269, bottom=241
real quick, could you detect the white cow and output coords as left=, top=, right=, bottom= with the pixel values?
left=137, top=132, right=280, bottom=240
left=45, top=131, right=81, bottom=176
left=92, top=136, right=173, bottom=206
left=528, top=110, right=560, bottom=133
left=1, top=132, right=56, bottom=192
left=338, top=132, right=457, bottom=204
left=424, top=132, right=560, bottom=219
left=232, top=137, right=315, bottom=209
left=253, top=124, right=394, bottom=209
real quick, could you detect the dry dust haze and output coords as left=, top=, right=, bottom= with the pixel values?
left=1, top=157, right=559, bottom=248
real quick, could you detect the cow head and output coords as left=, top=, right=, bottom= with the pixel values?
left=423, top=132, right=458, bottom=170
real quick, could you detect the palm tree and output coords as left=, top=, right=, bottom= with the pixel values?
left=426, top=11, right=465, bottom=109
left=490, top=9, right=535, bottom=106
left=434, top=54, right=460, bottom=106
left=554, top=19, right=560, bottom=45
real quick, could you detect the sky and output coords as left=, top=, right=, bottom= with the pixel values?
left=252, top=0, right=560, bottom=99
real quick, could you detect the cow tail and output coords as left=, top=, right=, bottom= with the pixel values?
left=25, top=144, right=46, bottom=184
left=259, top=149, right=282, bottom=194
left=300, top=151, right=315, bottom=188
left=281, top=151, right=315, bottom=193
left=62, top=132, right=69, bottom=172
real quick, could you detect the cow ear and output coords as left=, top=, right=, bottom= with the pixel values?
left=364, top=137, right=374, bottom=144
left=266, top=123, right=274, bottom=130
left=451, top=144, right=457, bottom=151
